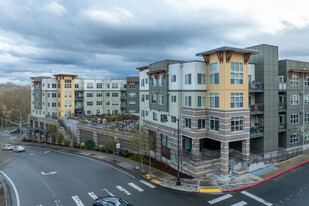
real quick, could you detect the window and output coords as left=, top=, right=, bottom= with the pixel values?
left=171, top=95, right=176, bottom=103
left=112, top=93, right=118, bottom=97
left=231, top=93, right=244, bottom=108
left=87, top=83, right=93, bottom=89
left=97, top=93, right=102, bottom=97
left=87, top=93, right=93, bottom=97
left=290, top=133, right=299, bottom=144
left=64, top=91, right=72, bottom=98
left=158, top=75, right=164, bottom=86
left=184, top=96, right=192, bottom=107
left=146, top=111, right=149, bottom=116
left=161, top=134, right=171, bottom=148
left=290, top=94, right=299, bottom=105
left=305, top=94, right=309, bottom=104
left=129, top=83, right=136, bottom=88
left=106, top=93, right=110, bottom=97
left=96, top=110, right=101, bottom=114
left=52, top=103, right=56, bottom=107
left=197, top=96, right=206, bottom=107
left=197, top=73, right=206, bottom=84
left=158, top=95, right=164, bottom=105
left=97, top=83, right=102, bottom=89
left=112, top=83, right=118, bottom=89
left=152, top=95, right=157, bottom=104
left=185, top=74, right=192, bottom=85
left=171, top=75, right=176, bottom=82
left=151, top=76, right=156, bottom=86
left=198, top=119, right=206, bottom=130
left=171, top=116, right=177, bottom=123
left=141, top=79, right=145, bottom=86
left=58, top=102, right=61, bottom=107
left=129, top=92, right=136, bottom=98
left=145, top=78, right=149, bottom=84
left=141, top=95, right=145, bottom=102
left=58, top=92, right=60, bottom=98
left=210, top=116, right=219, bottom=132
left=230, top=62, right=243, bottom=72
left=153, top=112, right=158, bottom=121
left=52, top=83, right=57, bottom=88
left=305, top=76, right=309, bottom=86
left=87, top=110, right=91, bottom=115
left=52, top=93, right=57, bottom=98
left=185, top=118, right=191, bottom=129
left=305, top=133, right=309, bottom=141
left=160, top=114, right=167, bottom=123
left=112, top=101, right=118, bottom=105
left=87, top=102, right=93, bottom=106
left=290, top=73, right=299, bottom=86
left=141, top=110, right=145, bottom=117
left=210, top=93, right=219, bottom=108
left=64, top=101, right=72, bottom=107
left=210, top=62, right=219, bottom=85
left=96, top=101, right=102, bottom=106
left=129, top=101, right=136, bottom=106
left=58, top=79, right=60, bottom=88
left=146, top=95, right=149, bottom=100
left=290, top=114, right=299, bottom=124
left=230, top=73, right=243, bottom=84
left=106, top=101, right=110, bottom=105
left=231, top=117, right=244, bottom=132
left=75, top=84, right=79, bottom=88
left=305, top=113, right=309, bottom=122
left=48, top=103, right=50, bottom=107
left=64, top=110, right=71, bottom=117
left=106, top=83, right=110, bottom=89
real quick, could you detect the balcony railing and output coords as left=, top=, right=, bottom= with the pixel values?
left=182, top=149, right=220, bottom=162
left=121, top=96, right=127, bottom=101
left=279, top=102, right=287, bottom=112
left=279, top=82, right=287, bottom=92
left=75, top=96, right=84, bottom=101
left=250, top=126, right=264, bottom=138
left=279, top=123, right=287, bottom=132
left=249, top=81, right=264, bottom=92
left=250, top=103, right=264, bottom=115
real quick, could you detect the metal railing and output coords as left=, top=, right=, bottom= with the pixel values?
left=249, top=81, right=264, bottom=92
left=250, top=104, right=264, bottom=114
left=279, top=102, right=287, bottom=111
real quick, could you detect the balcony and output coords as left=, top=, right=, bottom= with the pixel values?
left=249, top=81, right=264, bottom=93
left=250, top=103, right=264, bottom=115
left=75, top=96, right=84, bottom=101
left=279, top=123, right=287, bottom=132
left=279, top=82, right=287, bottom=92
left=278, top=102, right=287, bottom=112
left=250, top=125, right=264, bottom=138
left=121, top=104, right=127, bottom=108
left=121, top=96, right=127, bottom=101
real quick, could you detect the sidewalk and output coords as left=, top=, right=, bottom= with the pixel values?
left=21, top=142, right=309, bottom=193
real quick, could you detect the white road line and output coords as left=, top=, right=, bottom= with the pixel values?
left=139, top=180, right=156, bottom=189
left=208, top=194, right=233, bottom=205
left=128, top=182, right=144, bottom=192
left=88, top=192, right=98, bottom=200
left=102, top=188, right=114, bottom=196
left=231, top=201, right=247, bottom=206
left=44, top=151, right=50, bottom=154
left=116, top=186, right=131, bottom=195
left=241, top=191, right=273, bottom=206
left=1, top=171, right=20, bottom=206
left=72, top=195, right=85, bottom=206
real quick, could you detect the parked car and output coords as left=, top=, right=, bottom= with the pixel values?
left=9, top=129, right=20, bottom=134
left=2, top=144, right=13, bottom=151
left=92, top=196, right=133, bottom=206
left=13, top=146, right=25, bottom=152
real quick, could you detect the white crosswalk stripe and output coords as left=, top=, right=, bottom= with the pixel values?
left=116, top=185, right=131, bottom=195
left=88, top=192, right=98, bottom=200
left=208, top=194, right=233, bottom=205
left=231, top=201, right=247, bottom=206
left=128, top=182, right=144, bottom=192
left=139, top=180, right=156, bottom=189
left=241, top=191, right=272, bottom=206
left=72, top=196, right=85, bottom=206
left=102, top=188, right=114, bottom=196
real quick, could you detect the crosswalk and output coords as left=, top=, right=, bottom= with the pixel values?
left=208, top=191, right=273, bottom=206
left=69, top=180, right=155, bottom=206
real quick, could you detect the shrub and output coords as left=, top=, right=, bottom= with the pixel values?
left=120, top=149, right=129, bottom=157
left=63, top=138, right=71, bottom=146
left=39, top=140, right=45, bottom=143
left=79, top=144, right=85, bottom=149
left=129, top=154, right=149, bottom=164
left=96, top=146, right=105, bottom=152
left=76, top=143, right=81, bottom=148
left=84, top=139, right=95, bottom=150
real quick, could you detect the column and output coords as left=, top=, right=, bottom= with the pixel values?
left=93, top=131, right=98, bottom=146
left=242, top=139, right=250, bottom=161
left=192, top=138, right=201, bottom=161
left=220, top=141, right=229, bottom=176
left=156, top=131, right=161, bottom=160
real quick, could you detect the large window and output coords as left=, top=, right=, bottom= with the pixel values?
left=64, top=91, right=72, bottom=98
left=198, top=119, right=206, bottom=130
left=305, top=76, right=309, bottom=86
left=97, top=93, right=102, bottom=97
left=87, top=101, right=93, bottom=106
left=305, top=113, right=309, bottom=122
left=210, top=93, right=219, bottom=108
left=151, top=76, right=156, bottom=86
left=65, top=79, right=72, bottom=88
left=185, top=74, right=192, bottom=85
left=290, top=94, right=299, bottom=105
left=141, top=95, right=145, bottom=102
left=231, top=62, right=243, bottom=71
left=184, top=96, right=192, bottom=107
left=112, top=93, right=118, bottom=97
left=210, top=62, right=219, bottom=85
left=160, top=114, right=167, bottom=123
left=112, top=83, right=118, bottom=89
left=171, top=95, right=176, bottom=103
left=231, top=93, right=244, bottom=108
left=158, top=95, right=164, bottom=105
left=305, top=94, right=309, bottom=104
left=171, top=75, right=176, bottom=82
left=197, top=73, right=206, bottom=84
left=129, top=101, right=136, bottom=106
left=290, top=73, right=299, bottom=86
left=230, top=73, right=243, bottom=84
left=96, top=101, right=102, bottom=105
left=197, top=96, right=206, bottom=107
left=153, top=112, right=158, bottom=121
left=231, top=116, right=244, bottom=132
left=87, top=83, right=93, bottom=89
left=210, top=116, right=219, bottom=132
left=112, top=101, right=118, bottom=105
left=290, top=133, right=299, bottom=144
left=290, top=114, right=299, bottom=124
left=158, top=75, right=164, bottom=86
left=64, top=101, right=72, bottom=107
left=185, top=118, right=191, bottom=129
left=96, top=83, right=102, bottom=89
left=129, top=83, right=136, bottom=88
left=87, top=93, right=93, bottom=97
left=141, top=79, right=145, bottom=87
left=152, top=95, right=157, bottom=104
left=129, top=92, right=136, bottom=98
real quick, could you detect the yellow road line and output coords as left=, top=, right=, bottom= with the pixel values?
left=151, top=179, right=161, bottom=184
left=199, top=189, right=221, bottom=193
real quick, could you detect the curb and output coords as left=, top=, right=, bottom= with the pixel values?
left=222, top=159, right=309, bottom=192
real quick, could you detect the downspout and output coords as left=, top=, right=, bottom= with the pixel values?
left=180, top=63, right=184, bottom=173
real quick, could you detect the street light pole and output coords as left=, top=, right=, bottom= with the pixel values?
left=176, top=117, right=181, bottom=186
left=11, top=108, right=22, bottom=143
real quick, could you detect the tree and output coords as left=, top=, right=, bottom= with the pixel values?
left=105, top=136, right=117, bottom=161
left=297, top=122, right=309, bottom=144
left=48, top=124, right=57, bottom=144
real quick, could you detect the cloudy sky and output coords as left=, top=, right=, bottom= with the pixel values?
left=1, top=0, right=309, bottom=85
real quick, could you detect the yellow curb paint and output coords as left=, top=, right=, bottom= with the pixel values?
left=151, top=179, right=161, bottom=184
left=199, top=189, right=221, bottom=193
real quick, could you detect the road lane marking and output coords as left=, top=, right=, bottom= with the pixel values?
left=54, top=200, right=62, bottom=206
left=29, top=153, right=35, bottom=155
left=72, top=196, right=85, bottom=206
left=231, top=201, right=247, bottom=206
left=102, top=188, right=114, bottom=196
left=1, top=171, right=20, bottom=206
left=128, top=182, right=144, bottom=192
left=139, top=180, right=156, bottom=188
left=199, top=189, right=221, bottom=193
left=44, top=151, right=50, bottom=154
left=241, top=191, right=272, bottom=206
left=41, top=171, right=57, bottom=175
left=116, top=186, right=131, bottom=195
left=208, top=194, right=233, bottom=204
left=88, top=192, right=98, bottom=200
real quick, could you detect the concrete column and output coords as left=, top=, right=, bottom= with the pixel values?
left=93, top=132, right=98, bottom=146
left=220, top=141, right=229, bottom=176
left=76, top=128, right=80, bottom=144
left=242, top=139, right=250, bottom=161
left=156, top=131, right=161, bottom=160
left=191, top=138, right=201, bottom=161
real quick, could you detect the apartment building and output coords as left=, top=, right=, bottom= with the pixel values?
left=126, top=77, right=140, bottom=114
left=139, top=45, right=309, bottom=177
left=30, top=74, right=130, bottom=118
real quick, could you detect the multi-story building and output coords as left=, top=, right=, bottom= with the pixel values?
left=30, top=74, right=131, bottom=118
left=139, top=45, right=309, bottom=177
left=126, top=77, right=140, bottom=114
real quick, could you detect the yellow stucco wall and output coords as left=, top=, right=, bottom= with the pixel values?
left=56, top=76, right=75, bottom=117
left=206, top=52, right=249, bottom=110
